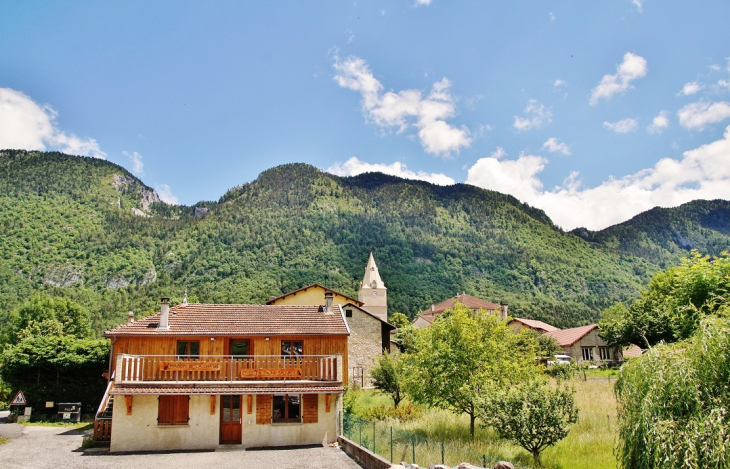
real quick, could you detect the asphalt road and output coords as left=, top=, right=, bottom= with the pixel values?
left=0, top=412, right=362, bottom=469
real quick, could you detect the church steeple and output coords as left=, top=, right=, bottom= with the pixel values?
left=358, top=252, right=388, bottom=321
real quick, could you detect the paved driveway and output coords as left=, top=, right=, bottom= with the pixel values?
left=0, top=419, right=362, bottom=469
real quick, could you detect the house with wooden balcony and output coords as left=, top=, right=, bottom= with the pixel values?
left=95, top=297, right=348, bottom=452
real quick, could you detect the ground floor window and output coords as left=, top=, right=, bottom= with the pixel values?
left=598, top=346, right=612, bottom=361
left=158, top=395, right=189, bottom=425
left=581, top=347, right=594, bottom=362
left=272, top=394, right=300, bottom=422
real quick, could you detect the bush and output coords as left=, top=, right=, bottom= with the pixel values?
left=360, top=402, right=423, bottom=422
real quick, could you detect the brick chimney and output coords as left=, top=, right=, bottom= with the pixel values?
left=158, top=297, right=171, bottom=330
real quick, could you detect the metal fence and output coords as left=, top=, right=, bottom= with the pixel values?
left=342, top=412, right=525, bottom=469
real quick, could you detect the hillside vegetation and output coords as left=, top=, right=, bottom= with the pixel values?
left=2, top=150, right=729, bottom=335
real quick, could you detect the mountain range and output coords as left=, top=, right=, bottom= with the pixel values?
left=2, top=149, right=729, bottom=335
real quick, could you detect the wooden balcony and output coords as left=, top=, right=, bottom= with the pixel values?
left=115, top=354, right=341, bottom=384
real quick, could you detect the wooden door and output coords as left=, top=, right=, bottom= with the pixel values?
left=220, top=395, right=242, bottom=444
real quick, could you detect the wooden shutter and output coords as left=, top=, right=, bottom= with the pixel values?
left=302, top=394, right=318, bottom=423
left=256, top=395, right=271, bottom=424
left=158, top=395, right=189, bottom=425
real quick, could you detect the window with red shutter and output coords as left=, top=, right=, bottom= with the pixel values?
left=158, top=395, right=189, bottom=425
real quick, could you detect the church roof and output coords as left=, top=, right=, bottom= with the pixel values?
left=361, top=252, right=386, bottom=289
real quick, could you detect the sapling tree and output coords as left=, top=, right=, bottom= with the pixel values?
left=483, top=381, right=578, bottom=466
left=371, top=350, right=406, bottom=408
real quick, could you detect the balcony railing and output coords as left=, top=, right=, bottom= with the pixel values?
left=115, top=354, right=341, bottom=384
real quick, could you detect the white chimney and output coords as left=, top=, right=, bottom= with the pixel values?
left=324, top=292, right=334, bottom=314
left=158, top=297, right=171, bottom=330
left=500, top=303, right=509, bottom=321
left=128, top=311, right=134, bottom=324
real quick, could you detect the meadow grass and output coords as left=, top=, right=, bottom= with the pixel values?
left=354, top=372, right=618, bottom=468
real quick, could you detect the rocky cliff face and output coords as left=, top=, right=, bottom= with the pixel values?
left=112, top=174, right=161, bottom=214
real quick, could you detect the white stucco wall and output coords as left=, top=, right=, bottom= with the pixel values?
left=241, top=394, right=338, bottom=448
left=110, top=394, right=220, bottom=452
left=109, top=393, right=339, bottom=452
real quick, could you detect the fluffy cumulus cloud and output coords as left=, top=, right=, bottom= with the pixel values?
left=414, top=0, right=432, bottom=5
left=513, top=99, right=552, bottom=131
left=124, top=151, right=144, bottom=176
left=333, top=56, right=471, bottom=157
left=678, top=81, right=703, bottom=96
left=465, top=126, right=730, bottom=230
left=0, top=87, right=106, bottom=158
left=677, top=101, right=730, bottom=130
left=590, top=53, right=647, bottom=105
left=542, top=137, right=571, bottom=155
left=327, top=157, right=455, bottom=185
left=631, top=0, right=643, bottom=12
left=604, top=118, right=639, bottom=133
left=154, top=184, right=178, bottom=205
left=647, top=110, right=670, bottom=133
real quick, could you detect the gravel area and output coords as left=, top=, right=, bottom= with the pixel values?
left=0, top=422, right=362, bottom=469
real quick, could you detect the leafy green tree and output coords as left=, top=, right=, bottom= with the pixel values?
left=7, top=295, right=90, bottom=344
left=600, top=252, right=730, bottom=347
left=405, top=302, right=541, bottom=437
left=392, top=324, right=419, bottom=354
left=0, top=335, right=109, bottom=412
left=483, top=380, right=578, bottom=466
left=371, top=350, right=406, bottom=408
left=615, top=314, right=730, bottom=469
left=388, top=312, right=410, bottom=329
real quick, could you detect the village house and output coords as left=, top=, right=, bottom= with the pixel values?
left=507, top=317, right=560, bottom=334
left=413, top=293, right=508, bottom=328
left=543, top=324, right=623, bottom=364
left=266, top=254, right=395, bottom=387
left=94, top=297, right=348, bottom=452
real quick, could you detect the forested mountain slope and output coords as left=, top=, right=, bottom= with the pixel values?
left=1, top=150, right=727, bottom=335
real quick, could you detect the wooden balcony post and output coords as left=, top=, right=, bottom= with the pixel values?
left=335, top=354, right=342, bottom=382
left=116, top=354, right=124, bottom=382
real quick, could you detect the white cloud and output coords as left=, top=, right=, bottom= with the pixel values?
left=0, top=87, right=106, bottom=158
left=465, top=125, right=730, bottom=230
left=333, top=56, right=471, bottom=156
left=604, top=118, right=639, bottom=133
left=415, top=0, right=432, bottom=5
left=717, top=79, right=730, bottom=91
left=542, top=137, right=571, bottom=155
left=326, top=157, right=455, bottom=185
left=589, top=52, right=647, bottom=105
left=631, top=0, right=643, bottom=12
left=123, top=151, right=144, bottom=176
left=678, top=81, right=703, bottom=96
left=647, top=111, right=670, bottom=133
left=677, top=101, right=730, bottom=130
left=554, top=79, right=567, bottom=87
left=513, top=99, right=552, bottom=131
left=155, top=184, right=178, bottom=205
left=549, top=12, right=556, bottom=21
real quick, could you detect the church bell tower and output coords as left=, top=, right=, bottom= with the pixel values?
left=358, top=253, right=388, bottom=321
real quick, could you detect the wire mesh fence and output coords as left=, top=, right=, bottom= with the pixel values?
left=342, top=412, right=524, bottom=469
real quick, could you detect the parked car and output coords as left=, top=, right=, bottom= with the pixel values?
left=547, top=354, right=572, bottom=366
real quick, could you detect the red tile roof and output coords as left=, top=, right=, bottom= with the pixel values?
left=544, top=324, right=597, bottom=347
left=104, top=303, right=349, bottom=337
left=416, top=293, right=503, bottom=323
left=265, top=283, right=363, bottom=306
left=111, top=382, right=344, bottom=395
left=510, top=318, right=559, bottom=332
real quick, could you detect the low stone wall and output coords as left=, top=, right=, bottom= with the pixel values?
left=338, top=435, right=392, bottom=469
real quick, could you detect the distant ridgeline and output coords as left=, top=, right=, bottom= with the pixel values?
left=1, top=149, right=730, bottom=335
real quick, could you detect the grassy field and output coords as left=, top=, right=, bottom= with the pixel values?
left=351, top=371, right=619, bottom=469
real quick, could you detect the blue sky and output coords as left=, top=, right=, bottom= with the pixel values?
left=1, top=1, right=729, bottom=230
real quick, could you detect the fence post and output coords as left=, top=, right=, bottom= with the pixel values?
left=359, top=417, right=362, bottom=446
left=483, top=454, right=487, bottom=468
left=390, top=426, right=393, bottom=463
left=441, top=441, right=444, bottom=464
left=373, top=421, right=376, bottom=452
left=411, top=435, right=415, bottom=465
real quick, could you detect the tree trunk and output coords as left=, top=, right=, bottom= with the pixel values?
left=469, top=412, right=475, bottom=439
left=532, top=449, right=541, bottom=467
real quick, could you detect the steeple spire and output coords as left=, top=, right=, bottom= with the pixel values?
left=361, top=252, right=384, bottom=289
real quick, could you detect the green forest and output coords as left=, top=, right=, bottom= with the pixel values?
left=2, top=149, right=730, bottom=336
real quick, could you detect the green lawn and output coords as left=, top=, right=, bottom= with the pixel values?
left=351, top=372, right=618, bottom=469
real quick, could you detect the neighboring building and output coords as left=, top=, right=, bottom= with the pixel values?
left=543, top=324, right=622, bottom=364
left=94, top=298, right=348, bottom=452
left=413, top=293, right=507, bottom=328
left=267, top=280, right=395, bottom=388
left=508, top=317, right=560, bottom=334
left=358, top=253, right=388, bottom=321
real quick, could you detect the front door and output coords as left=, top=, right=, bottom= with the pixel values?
left=220, top=395, right=242, bottom=444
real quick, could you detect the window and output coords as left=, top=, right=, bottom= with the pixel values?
left=281, top=341, right=303, bottom=357
left=158, top=395, right=189, bottom=425
left=345, top=309, right=353, bottom=318
left=177, top=341, right=200, bottom=359
left=272, top=394, right=300, bottom=422
left=581, top=347, right=594, bottom=362
left=599, top=347, right=612, bottom=361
